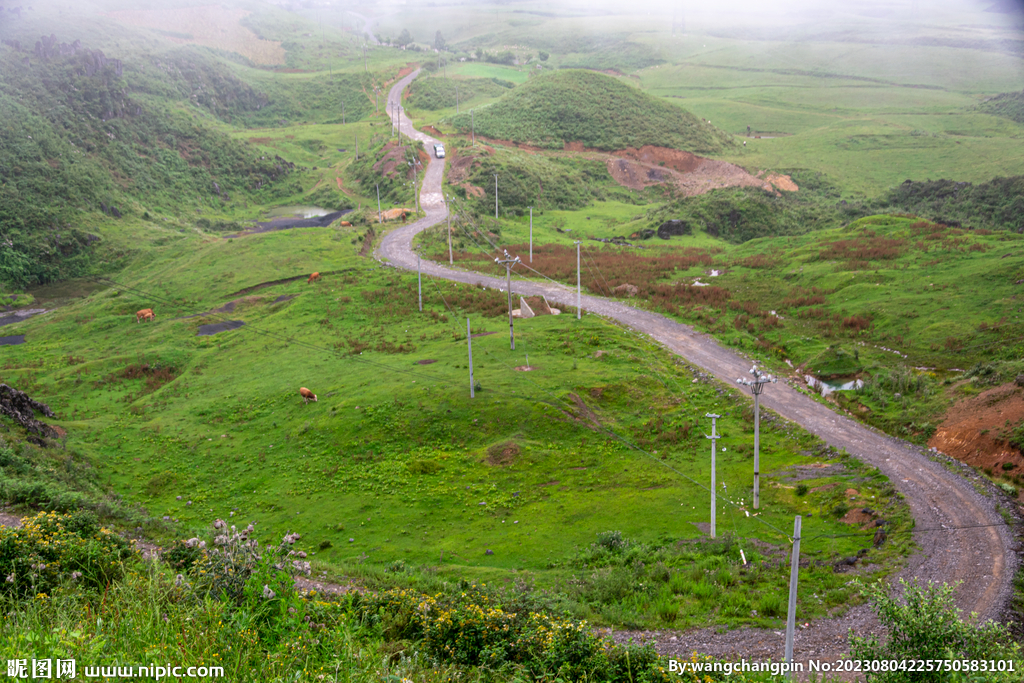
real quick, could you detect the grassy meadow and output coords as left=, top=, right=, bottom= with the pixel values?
left=2, top=0, right=1024, bottom=677
left=0, top=216, right=910, bottom=632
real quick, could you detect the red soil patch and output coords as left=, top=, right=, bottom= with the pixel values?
left=613, top=146, right=703, bottom=173
left=396, top=65, right=417, bottom=78
left=422, top=125, right=445, bottom=137
left=765, top=173, right=799, bottom=192
left=928, top=382, right=1024, bottom=472
left=606, top=146, right=783, bottom=198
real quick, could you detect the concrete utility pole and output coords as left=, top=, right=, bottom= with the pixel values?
left=375, top=183, right=381, bottom=224
left=467, top=318, right=475, bottom=398
left=342, top=102, right=345, bottom=124
left=575, top=240, right=581, bottom=319
left=495, top=250, right=521, bottom=350
left=456, top=85, right=459, bottom=113
left=409, top=161, right=420, bottom=212
left=355, top=135, right=358, bottom=161
left=363, top=44, right=367, bottom=72
left=785, top=516, right=802, bottom=674
left=446, top=194, right=453, bottom=265
left=494, top=173, right=498, bottom=219
left=737, top=365, right=777, bottom=509
left=528, top=206, right=533, bottom=263
left=417, top=255, right=422, bottom=312
left=705, top=413, right=721, bottom=539
left=471, top=109, right=475, bottom=146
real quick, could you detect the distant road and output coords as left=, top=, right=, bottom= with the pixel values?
left=376, top=70, right=1016, bottom=661
left=346, top=11, right=384, bottom=46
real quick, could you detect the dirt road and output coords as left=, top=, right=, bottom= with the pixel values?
left=377, top=72, right=1017, bottom=662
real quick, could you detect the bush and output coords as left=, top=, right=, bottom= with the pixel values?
left=0, top=511, right=133, bottom=599
left=849, top=578, right=1022, bottom=682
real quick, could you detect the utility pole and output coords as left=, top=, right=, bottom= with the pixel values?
left=575, top=240, right=581, bottom=319
left=528, top=206, right=533, bottom=263
left=409, top=161, right=420, bottom=212
left=375, top=88, right=379, bottom=113
left=375, top=183, right=381, bottom=224
left=705, top=413, right=721, bottom=539
left=737, top=365, right=777, bottom=509
left=342, top=102, right=345, bottom=124
left=363, top=44, right=367, bottom=72
left=494, top=173, right=498, bottom=219
left=467, top=318, right=475, bottom=398
left=495, top=250, right=520, bottom=350
left=355, top=135, right=358, bottom=161
left=785, top=515, right=802, bottom=675
left=417, top=255, right=422, bottom=312
left=456, top=85, right=459, bottom=113
left=446, top=194, right=453, bottom=265
left=471, top=109, right=475, bottom=146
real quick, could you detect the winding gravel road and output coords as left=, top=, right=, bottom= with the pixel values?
left=376, top=70, right=1017, bottom=663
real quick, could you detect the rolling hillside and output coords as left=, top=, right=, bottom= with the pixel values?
left=447, top=70, right=732, bottom=153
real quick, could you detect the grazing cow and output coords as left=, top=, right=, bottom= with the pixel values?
left=307, top=272, right=321, bottom=284
left=340, top=221, right=352, bottom=227
left=136, top=308, right=154, bottom=323
left=299, top=387, right=317, bottom=404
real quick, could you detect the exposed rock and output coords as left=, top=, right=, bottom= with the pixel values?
left=657, top=219, right=691, bottom=239
left=613, top=283, right=639, bottom=297
left=0, top=384, right=58, bottom=438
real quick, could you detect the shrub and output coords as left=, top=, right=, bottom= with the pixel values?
left=0, top=511, right=133, bottom=599
left=849, top=578, right=1022, bottom=682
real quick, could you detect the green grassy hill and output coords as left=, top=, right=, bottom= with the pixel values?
left=446, top=70, right=732, bottom=153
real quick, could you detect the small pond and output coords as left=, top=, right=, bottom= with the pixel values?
left=265, top=205, right=335, bottom=219
left=805, top=375, right=864, bottom=396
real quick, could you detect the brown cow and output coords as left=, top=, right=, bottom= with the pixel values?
left=340, top=221, right=352, bottom=227
left=299, top=387, right=317, bottom=404
left=136, top=308, right=155, bottom=323
left=307, top=272, right=321, bottom=284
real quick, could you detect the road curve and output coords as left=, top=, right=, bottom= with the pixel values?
left=377, top=70, right=1016, bottom=660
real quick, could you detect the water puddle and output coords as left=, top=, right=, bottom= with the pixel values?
left=197, top=320, right=246, bottom=336
left=265, top=205, right=335, bottom=219
left=805, top=375, right=863, bottom=396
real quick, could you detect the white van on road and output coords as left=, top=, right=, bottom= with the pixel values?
left=433, top=144, right=446, bottom=158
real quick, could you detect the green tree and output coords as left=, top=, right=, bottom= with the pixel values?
left=538, top=50, right=550, bottom=61
left=397, top=29, right=414, bottom=46
left=434, top=30, right=446, bottom=51
left=849, top=578, right=1021, bottom=682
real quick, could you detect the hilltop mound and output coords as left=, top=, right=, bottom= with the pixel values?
left=447, top=70, right=731, bottom=154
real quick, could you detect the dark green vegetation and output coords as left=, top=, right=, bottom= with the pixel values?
left=980, top=90, right=1024, bottom=125
left=407, top=75, right=512, bottom=110
left=446, top=142, right=640, bottom=215
left=849, top=578, right=1021, bottom=682
left=447, top=70, right=731, bottom=153
left=874, top=177, right=1024, bottom=233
